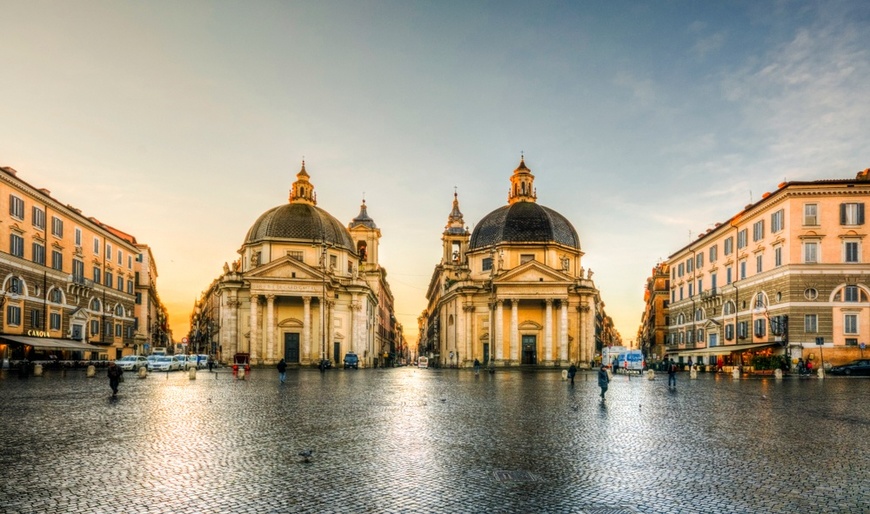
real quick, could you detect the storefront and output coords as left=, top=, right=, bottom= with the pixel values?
left=0, top=334, right=105, bottom=369
left=667, top=342, right=781, bottom=372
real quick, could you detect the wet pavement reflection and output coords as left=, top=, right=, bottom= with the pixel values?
left=0, top=367, right=868, bottom=513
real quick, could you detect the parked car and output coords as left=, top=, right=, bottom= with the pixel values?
left=343, top=352, right=359, bottom=369
left=115, top=355, right=149, bottom=371
left=150, top=356, right=181, bottom=372
left=828, top=359, right=870, bottom=376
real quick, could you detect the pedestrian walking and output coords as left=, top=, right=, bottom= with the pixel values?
left=277, top=358, right=287, bottom=383
left=667, top=358, right=677, bottom=389
left=568, top=363, right=577, bottom=385
left=473, top=359, right=481, bottom=375
left=207, top=357, right=214, bottom=372
left=598, top=365, right=610, bottom=399
left=107, top=361, right=123, bottom=396
left=806, top=359, right=814, bottom=375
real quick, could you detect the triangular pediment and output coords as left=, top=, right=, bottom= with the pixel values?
left=246, top=255, right=324, bottom=281
left=494, top=260, right=571, bottom=285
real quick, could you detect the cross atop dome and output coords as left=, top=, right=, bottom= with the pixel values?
left=289, top=159, right=317, bottom=205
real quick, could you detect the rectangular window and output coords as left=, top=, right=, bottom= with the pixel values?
left=753, top=220, right=765, bottom=242
left=106, top=243, right=112, bottom=259
left=771, top=209, right=784, bottom=233
left=135, top=292, right=142, bottom=305
left=737, top=229, right=747, bottom=249
left=724, top=237, right=733, bottom=255
left=128, top=255, right=132, bottom=269
left=726, top=267, right=732, bottom=285
left=30, top=309, right=42, bottom=329
left=844, top=314, right=858, bottom=334
left=740, top=260, right=746, bottom=280
left=840, top=203, right=865, bottom=225
left=709, top=245, right=718, bottom=263
left=696, top=253, right=703, bottom=269
left=51, top=250, right=63, bottom=271
left=32, top=243, right=45, bottom=265
left=678, top=263, right=684, bottom=277
left=671, top=290, right=675, bottom=303
left=845, top=241, right=860, bottom=263
left=725, top=324, right=734, bottom=340
left=6, top=305, right=21, bottom=326
left=115, top=324, right=122, bottom=337
left=329, top=255, right=337, bottom=269
left=93, top=267, right=101, bottom=284
left=127, top=280, right=133, bottom=294
left=75, top=228, right=82, bottom=247
left=482, top=258, right=492, bottom=271
left=803, top=242, right=819, bottom=263
left=72, top=259, right=84, bottom=279
left=104, top=321, right=112, bottom=337
left=90, top=319, right=99, bottom=336
left=94, top=237, right=100, bottom=255
left=756, top=254, right=763, bottom=273
left=711, top=273, right=717, bottom=291
left=697, top=279, right=703, bottom=294
left=117, top=277, right=124, bottom=291
left=51, top=216, right=63, bottom=237
left=520, top=254, right=534, bottom=264
left=805, top=314, right=818, bottom=333
left=775, top=246, right=782, bottom=267
left=105, top=271, right=113, bottom=288
left=844, top=285, right=859, bottom=302
left=737, top=321, right=748, bottom=339
left=9, top=234, right=24, bottom=258
left=845, top=338, right=858, bottom=347
left=117, top=249, right=122, bottom=265
left=804, top=204, right=818, bottom=226
left=688, top=283, right=694, bottom=297
left=679, top=286, right=684, bottom=301
left=50, top=312, right=61, bottom=330
left=32, top=206, right=45, bottom=229
left=686, top=258, right=693, bottom=273
left=9, top=194, right=24, bottom=219
left=754, top=318, right=766, bottom=338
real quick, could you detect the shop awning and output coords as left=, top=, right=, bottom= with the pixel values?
left=0, top=335, right=104, bottom=352
left=668, top=342, right=780, bottom=356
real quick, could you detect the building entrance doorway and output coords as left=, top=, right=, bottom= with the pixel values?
left=483, top=343, right=490, bottom=365
left=522, top=335, right=537, bottom=365
left=284, top=333, right=300, bottom=363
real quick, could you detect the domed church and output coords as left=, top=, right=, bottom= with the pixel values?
left=423, top=157, right=600, bottom=368
left=197, top=162, right=399, bottom=368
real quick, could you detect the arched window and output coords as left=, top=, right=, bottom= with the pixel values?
left=677, top=313, right=686, bottom=325
left=115, top=304, right=124, bottom=316
left=833, top=284, right=868, bottom=302
left=723, top=301, right=736, bottom=316
left=90, top=298, right=101, bottom=312
left=50, top=288, right=63, bottom=304
left=754, top=292, right=767, bottom=309
left=694, top=308, right=704, bottom=322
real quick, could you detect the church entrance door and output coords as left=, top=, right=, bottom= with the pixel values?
left=521, top=335, right=537, bottom=365
left=284, top=333, right=300, bottom=363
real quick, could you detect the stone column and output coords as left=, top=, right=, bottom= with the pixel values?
left=560, top=300, right=569, bottom=364
left=464, top=304, right=474, bottom=366
left=510, top=299, right=519, bottom=363
left=224, top=295, right=239, bottom=361
left=327, top=300, right=334, bottom=362
left=249, top=294, right=259, bottom=362
left=495, top=299, right=504, bottom=362
left=266, top=295, right=275, bottom=363
left=544, top=299, right=553, bottom=364
left=303, top=296, right=311, bottom=364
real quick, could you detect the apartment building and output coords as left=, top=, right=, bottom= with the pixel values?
left=666, top=169, right=870, bottom=370
left=0, top=166, right=152, bottom=362
left=637, top=262, right=670, bottom=362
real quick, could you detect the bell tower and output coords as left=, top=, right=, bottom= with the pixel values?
left=507, top=155, right=537, bottom=205
left=442, top=190, right=470, bottom=265
left=348, top=198, right=381, bottom=270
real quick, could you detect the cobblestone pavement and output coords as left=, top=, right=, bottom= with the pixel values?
left=0, top=367, right=868, bottom=514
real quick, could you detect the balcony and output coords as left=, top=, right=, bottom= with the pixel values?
left=68, top=274, right=94, bottom=288
left=699, top=289, right=719, bottom=300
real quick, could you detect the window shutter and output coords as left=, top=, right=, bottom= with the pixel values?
left=859, top=203, right=865, bottom=225
left=840, top=203, right=846, bottom=224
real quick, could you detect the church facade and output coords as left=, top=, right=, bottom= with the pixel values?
left=196, top=163, right=400, bottom=367
left=423, top=158, right=600, bottom=368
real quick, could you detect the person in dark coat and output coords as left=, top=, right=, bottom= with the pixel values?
left=667, top=358, right=677, bottom=389
left=277, top=359, right=287, bottom=383
left=568, top=363, right=577, bottom=385
left=473, top=359, right=481, bottom=375
left=598, top=365, right=610, bottom=399
left=107, top=361, right=123, bottom=396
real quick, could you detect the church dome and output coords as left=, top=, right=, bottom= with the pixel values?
left=243, top=161, right=355, bottom=251
left=244, top=203, right=355, bottom=250
left=468, top=201, right=580, bottom=250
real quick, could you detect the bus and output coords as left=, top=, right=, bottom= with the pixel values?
left=417, top=356, right=429, bottom=368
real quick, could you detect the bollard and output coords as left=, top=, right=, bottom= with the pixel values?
left=138, top=367, right=147, bottom=379
left=86, top=365, right=96, bottom=378
left=817, top=368, right=825, bottom=379
left=188, top=367, right=196, bottom=380
left=561, top=369, right=568, bottom=381
left=731, top=367, right=740, bottom=379
left=774, top=369, right=783, bottom=380
left=237, top=370, right=246, bottom=380
left=33, top=364, right=43, bottom=377
left=690, top=366, right=698, bottom=379
left=646, top=369, right=655, bottom=380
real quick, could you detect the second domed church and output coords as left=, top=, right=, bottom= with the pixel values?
left=423, top=157, right=600, bottom=368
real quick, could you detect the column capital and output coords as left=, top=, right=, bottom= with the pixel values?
left=265, top=294, right=276, bottom=301
left=302, top=296, right=312, bottom=303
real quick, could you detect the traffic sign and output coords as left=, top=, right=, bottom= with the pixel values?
left=182, top=336, right=189, bottom=344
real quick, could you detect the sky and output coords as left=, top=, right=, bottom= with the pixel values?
left=1, top=0, right=868, bottom=344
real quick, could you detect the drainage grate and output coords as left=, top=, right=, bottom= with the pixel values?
left=493, top=470, right=542, bottom=483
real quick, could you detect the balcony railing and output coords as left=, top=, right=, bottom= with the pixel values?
left=700, top=288, right=719, bottom=300
left=68, top=274, right=94, bottom=288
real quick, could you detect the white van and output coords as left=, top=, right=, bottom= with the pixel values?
left=418, top=356, right=429, bottom=368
